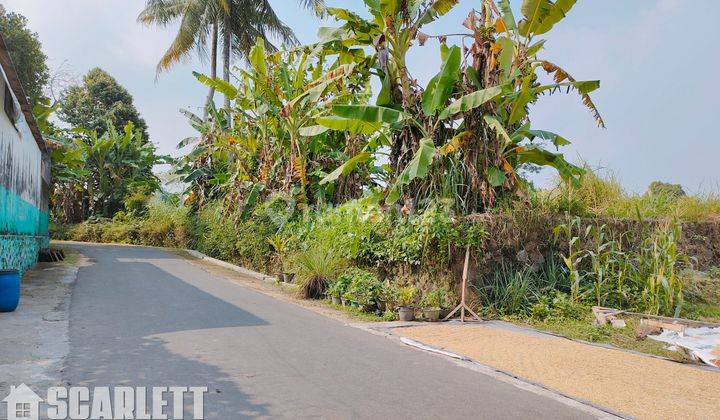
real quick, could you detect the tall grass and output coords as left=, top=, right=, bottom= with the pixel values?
left=290, top=244, right=347, bottom=299
left=548, top=167, right=720, bottom=221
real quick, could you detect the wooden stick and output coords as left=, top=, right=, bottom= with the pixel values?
left=442, top=246, right=481, bottom=322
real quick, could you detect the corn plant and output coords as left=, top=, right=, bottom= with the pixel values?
left=553, top=216, right=587, bottom=301
left=637, top=220, right=688, bottom=316
left=585, top=223, right=617, bottom=306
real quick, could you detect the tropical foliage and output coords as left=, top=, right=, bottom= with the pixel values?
left=176, top=38, right=374, bottom=208
left=49, top=121, right=166, bottom=222
left=138, top=0, right=325, bottom=112
left=176, top=0, right=603, bottom=217
left=309, top=0, right=604, bottom=213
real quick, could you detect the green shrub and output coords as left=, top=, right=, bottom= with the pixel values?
left=193, top=201, right=237, bottom=261
left=397, top=285, right=418, bottom=308
left=341, top=268, right=383, bottom=306
left=531, top=291, right=587, bottom=321
left=49, top=222, right=72, bottom=240
left=421, top=288, right=449, bottom=309
left=378, top=202, right=459, bottom=267
left=327, top=275, right=351, bottom=299
left=101, top=222, right=139, bottom=244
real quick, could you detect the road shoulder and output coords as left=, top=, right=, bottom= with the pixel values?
left=0, top=250, right=84, bottom=413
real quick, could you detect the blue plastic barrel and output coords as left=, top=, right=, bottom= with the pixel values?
left=0, top=269, right=20, bottom=312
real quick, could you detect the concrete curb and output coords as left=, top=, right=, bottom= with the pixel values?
left=183, top=249, right=278, bottom=284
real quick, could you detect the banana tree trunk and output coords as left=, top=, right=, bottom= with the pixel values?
left=203, top=21, right=218, bottom=121
left=222, top=13, right=231, bottom=109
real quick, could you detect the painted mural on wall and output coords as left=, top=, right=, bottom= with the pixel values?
left=0, top=235, right=43, bottom=275
left=0, top=55, right=49, bottom=274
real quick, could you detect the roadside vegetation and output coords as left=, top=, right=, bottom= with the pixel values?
left=46, top=0, right=720, bottom=357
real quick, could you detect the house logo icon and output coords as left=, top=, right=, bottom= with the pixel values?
left=2, top=384, right=42, bottom=420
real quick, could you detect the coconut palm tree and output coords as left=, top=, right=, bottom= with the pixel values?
left=138, top=0, right=324, bottom=113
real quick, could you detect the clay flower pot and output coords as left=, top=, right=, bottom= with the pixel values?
left=398, top=306, right=415, bottom=322
left=422, top=308, right=441, bottom=322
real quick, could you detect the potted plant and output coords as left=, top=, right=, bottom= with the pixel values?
left=397, top=286, right=418, bottom=321
left=338, top=268, right=383, bottom=312
left=382, top=284, right=399, bottom=313
left=267, top=234, right=293, bottom=282
left=440, top=289, right=458, bottom=319
left=421, top=289, right=445, bottom=322
left=326, top=280, right=344, bottom=305
left=333, top=269, right=356, bottom=306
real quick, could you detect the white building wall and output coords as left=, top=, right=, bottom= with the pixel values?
left=0, top=64, right=42, bottom=209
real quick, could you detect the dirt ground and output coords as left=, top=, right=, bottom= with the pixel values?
left=396, top=324, right=720, bottom=420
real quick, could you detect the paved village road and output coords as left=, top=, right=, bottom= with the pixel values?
left=63, top=244, right=597, bottom=419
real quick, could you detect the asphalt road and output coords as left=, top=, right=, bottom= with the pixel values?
left=64, top=244, right=596, bottom=419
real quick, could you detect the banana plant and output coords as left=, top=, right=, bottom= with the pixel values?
left=188, top=38, right=371, bottom=206
left=316, top=0, right=604, bottom=212
left=50, top=121, right=166, bottom=220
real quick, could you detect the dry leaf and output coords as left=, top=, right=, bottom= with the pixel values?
left=494, top=18, right=507, bottom=33
left=417, top=31, right=429, bottom=46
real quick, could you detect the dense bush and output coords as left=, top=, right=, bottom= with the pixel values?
left=51, top=189, right=720, bottom=321
left=51, top=198, right=191, bottom=249
left=338, top=268, right=383, bottom=307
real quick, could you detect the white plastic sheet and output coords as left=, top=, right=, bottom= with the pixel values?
left=649, top=327, right=720, bottom=367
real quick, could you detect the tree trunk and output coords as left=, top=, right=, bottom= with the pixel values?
left=203, top=21, right=219, bottom=121
left=222, top=12, right=231, bottom=109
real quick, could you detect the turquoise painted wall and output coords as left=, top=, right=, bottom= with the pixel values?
left=0, top=185, right=48, bottom=273
left=0, top=184, right=47, bottom=235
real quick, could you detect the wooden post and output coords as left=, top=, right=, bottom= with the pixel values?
left=443, top=246, right=481, bottom=322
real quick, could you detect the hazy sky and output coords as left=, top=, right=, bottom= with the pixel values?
left=4, top=0, right=719, bottom=193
